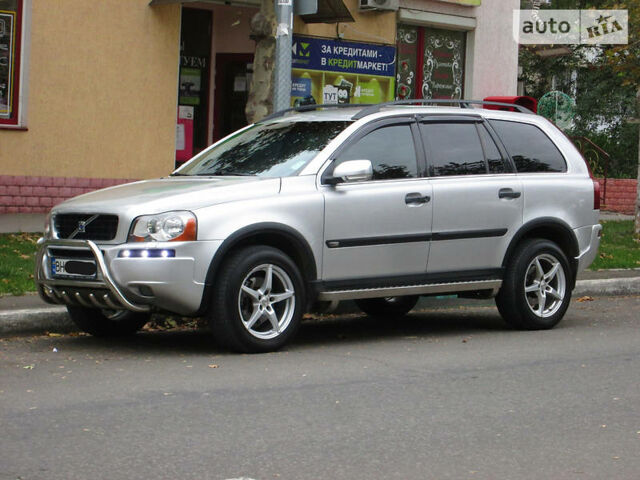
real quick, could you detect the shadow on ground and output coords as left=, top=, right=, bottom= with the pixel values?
left=24, top=305, right=518, bottom=356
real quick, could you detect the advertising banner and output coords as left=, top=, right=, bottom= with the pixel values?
left=291, top=35, right=396, bottom=106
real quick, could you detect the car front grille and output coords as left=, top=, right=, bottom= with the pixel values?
left=54, top=214, right=119, bottom=241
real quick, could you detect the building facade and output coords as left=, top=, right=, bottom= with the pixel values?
left=0, top=0, right=518, bottom=226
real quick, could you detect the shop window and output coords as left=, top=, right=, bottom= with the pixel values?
left=0, top=0, right=26, bottom=127
left=396, top=25, right=466, bottom=100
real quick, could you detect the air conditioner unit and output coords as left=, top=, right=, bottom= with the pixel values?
left=359, top=0, right=399, bottom=12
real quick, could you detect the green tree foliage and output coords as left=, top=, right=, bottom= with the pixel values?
left=519, top=0, right=639, bottom=178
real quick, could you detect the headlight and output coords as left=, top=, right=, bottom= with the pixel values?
left=129, top=211, right=197, bottom=242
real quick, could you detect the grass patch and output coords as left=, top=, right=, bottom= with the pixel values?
left=589, top=220, right=640, bottom=270
left=0, top=233, right=41, bottom=295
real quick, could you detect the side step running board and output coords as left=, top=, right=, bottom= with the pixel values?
left=317, top=279, right=502, bottom=301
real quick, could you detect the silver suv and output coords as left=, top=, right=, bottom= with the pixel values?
left=35, top=100, right=602, bottom=352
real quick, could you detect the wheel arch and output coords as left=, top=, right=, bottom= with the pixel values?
left=197, top=222, right=318, bottom=315
left=502, top=218, right=579, bottom=287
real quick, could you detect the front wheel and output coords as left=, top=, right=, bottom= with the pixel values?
left=496, top=238, right=572, bottom=330
left=209, top=246, right=305, bottom=353
left=67, top=307, right=150, bottom=337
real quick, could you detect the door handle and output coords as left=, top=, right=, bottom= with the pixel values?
left=498, top=188, right=521, bottom=199
left=405, top=192, right=431, bottom=205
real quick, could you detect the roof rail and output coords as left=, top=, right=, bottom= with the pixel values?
left=351, top=99, right=534, bottom=120
left=261, top=103, right=374, bottom=122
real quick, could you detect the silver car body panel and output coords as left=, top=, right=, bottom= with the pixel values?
left=36, top=105, right=601, bottom=315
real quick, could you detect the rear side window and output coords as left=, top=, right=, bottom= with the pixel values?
left=490, top=120, right=567, bottom=173
left=421, top=122, right=486, bottom=176
left=478, top=124, right=508, bottom=174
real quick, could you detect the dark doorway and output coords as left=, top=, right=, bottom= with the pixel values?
left=176, top=8, right=212, bottom=165
left=213, top=53, right=254, bottom=142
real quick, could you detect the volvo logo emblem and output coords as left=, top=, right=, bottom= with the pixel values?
left=68, top=214, right=99, bottom=239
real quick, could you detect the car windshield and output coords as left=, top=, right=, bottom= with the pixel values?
left=175, top=120, right=351, bottom=177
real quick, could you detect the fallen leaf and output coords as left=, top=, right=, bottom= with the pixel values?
left=208, top=364, right=219, bottom=369
left=577, top=296, right=594, bottom=302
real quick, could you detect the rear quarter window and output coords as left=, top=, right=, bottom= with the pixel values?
left=490, top=120, right=567, bottom=173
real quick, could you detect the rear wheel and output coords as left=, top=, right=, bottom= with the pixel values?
left=496, top=238, right=572, bottom=330
left=209, top=246, right=305, bottom=353
left=355, top=296, right=419, bottom=318
left=67, top=307, right=150, bottom=337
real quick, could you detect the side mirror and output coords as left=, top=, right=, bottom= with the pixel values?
left=325, top=160, right=373, bottom=185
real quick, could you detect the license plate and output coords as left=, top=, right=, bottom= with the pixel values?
left=50, top=257, right=97, bottom=278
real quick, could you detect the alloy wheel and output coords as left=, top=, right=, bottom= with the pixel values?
left=237, top=263, right=296, bottom=340
left=523, top=253, right=566, bottom=318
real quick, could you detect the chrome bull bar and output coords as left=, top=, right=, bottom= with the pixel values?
left=35, top=238, right=150, bottom=313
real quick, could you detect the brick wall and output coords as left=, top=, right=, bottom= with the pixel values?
left=0, top=175, right=138, bottom=214
left=598, top=178, right=638, bottom=216
left=0, top=174, right=637, bottom=216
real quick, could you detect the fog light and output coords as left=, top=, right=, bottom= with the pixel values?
left=118, top=249, right=176, bottom=258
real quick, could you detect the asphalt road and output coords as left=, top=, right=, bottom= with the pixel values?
left=1, top=296, right=639, bottom=480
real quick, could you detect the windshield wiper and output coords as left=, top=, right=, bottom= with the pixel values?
left=196, top=172, right=257, bottom=177
left=169, top=172, right=189, bottom=176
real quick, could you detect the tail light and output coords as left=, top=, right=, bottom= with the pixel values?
left=592, top=179, right=600, bottom=210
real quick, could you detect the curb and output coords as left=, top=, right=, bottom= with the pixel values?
left=0, top=306, right=74, bottom=335
left=572, top=276, right=640, bottom=297
left=1, top=277, right=639, bottom=336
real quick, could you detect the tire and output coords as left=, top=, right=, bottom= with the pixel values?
left=67, top=306, right=150, bottom=337
left=209, top=246, right=305, bottom=353
left=496, top=238, right=572, bottom=330
left=355, top=295, right=419, bottom=318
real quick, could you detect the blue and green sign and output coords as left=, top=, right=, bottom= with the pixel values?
left=291, top=35, right=396, bottom=106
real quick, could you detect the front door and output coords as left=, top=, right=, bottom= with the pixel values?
left=321, top=119, right=433, bottom=281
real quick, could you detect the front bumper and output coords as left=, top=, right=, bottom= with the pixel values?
left=35, top=238, right=221, bottom=315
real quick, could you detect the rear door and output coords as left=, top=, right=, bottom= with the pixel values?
left=419, top=116, right=523, bottom=274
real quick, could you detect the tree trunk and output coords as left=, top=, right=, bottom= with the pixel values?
left=245, top=0, right=276, bottom=124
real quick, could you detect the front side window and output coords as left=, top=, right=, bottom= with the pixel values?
left=421, top=122, right=486, bottom=176
left=176, top=121, right=350, bottom=177
left=334, top=124, right=418, bottom=180
left=490, top=120, right=567, bottom=173
left=0, top=0, right=25, bottom=127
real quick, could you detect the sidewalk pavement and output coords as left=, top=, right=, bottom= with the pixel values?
left=1, top=268, right=639, bottom=336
